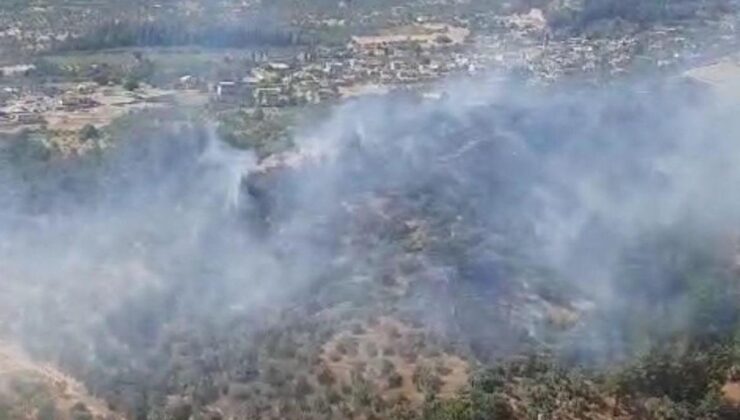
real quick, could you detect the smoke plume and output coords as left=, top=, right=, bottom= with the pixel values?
left=0, top=72, right=738, bottom=384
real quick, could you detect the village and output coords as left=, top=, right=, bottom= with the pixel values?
left=203, top=23, right=472, bottom=106
left=1, top=3, right=740, bottom=151
left=0, top=22, right=473, bottom=134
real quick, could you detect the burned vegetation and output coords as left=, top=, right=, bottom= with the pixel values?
left=1, top=77, right=740, bottom=420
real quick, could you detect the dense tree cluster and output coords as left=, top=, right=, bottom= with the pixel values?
left=58, top=19, right=309, bottom=51
left=548, top=0, right=733, bottom=29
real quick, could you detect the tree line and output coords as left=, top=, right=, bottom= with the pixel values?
left=57, top=19, right=310, bottom=51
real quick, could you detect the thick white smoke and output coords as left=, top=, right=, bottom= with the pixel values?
left=0, top=72, right=738, bottom=375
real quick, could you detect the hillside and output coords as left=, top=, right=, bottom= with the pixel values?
left=2, top=1, right=740, bottom=420
left=1, top=81, right=740, bottom=418
left=0, top=343, right=121, bottom=420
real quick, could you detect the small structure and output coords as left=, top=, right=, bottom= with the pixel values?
left=349, top=25, right=469, bottom=56
left=267, top=62, right=291, bottom=73
left=10, top=113, right=45, bottom=124
left=59, top=96, right=100, bottom=110
left=324, top=62, right=345, bottom=77
left=0, top=64, right=36, bottom=77
left=350, top=35, right=418, bottom=56
left=75, top=83, right=97, bottom=95
left=254, top=86, right=285, bottom=107
left=214, top=81, right=255, bottom=105
left=177, top=75, right=204, bottom=90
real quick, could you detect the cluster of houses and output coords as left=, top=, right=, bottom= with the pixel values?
left=212, top=60, right=339, bottom=107
left=0, top=90, right=53, bottom=131
left=209, top=24, right=473, bottom=108
left=0, top=82, right=177, bottom=135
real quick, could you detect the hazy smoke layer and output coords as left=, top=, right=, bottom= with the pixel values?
left=0, top=75, right=737, bottom=375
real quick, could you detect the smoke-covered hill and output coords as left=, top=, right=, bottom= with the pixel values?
left=1, top=76, right=740, bottom=418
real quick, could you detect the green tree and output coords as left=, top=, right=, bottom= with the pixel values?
left=124, top=77, right=140, bottom=91
left=79, top=124, right=101, bottom=142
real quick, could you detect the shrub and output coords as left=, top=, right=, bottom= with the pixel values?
left=79, top=124, right=100, bottom=142
left=381, top=359, right=396, bottom=376
left=294, top=376, right=313, bottom=399
left=388, top=373, right=404, bottom=389
left=229, top=383, right=252, bottom=400
left=317, top=367, right=336, bottom=386
left=365, top=342, right=379, bottom=358
left=124, top=77, right=140, bottom=91
left=436, top=363, right=453, bottom=376
left=351, top=323, right=366, bottom=335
